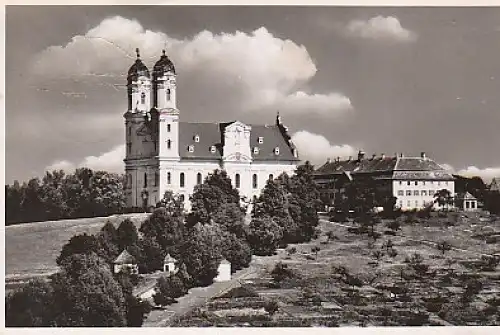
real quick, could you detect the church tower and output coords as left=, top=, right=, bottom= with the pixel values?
left=153, top=50, right=180, bottom=161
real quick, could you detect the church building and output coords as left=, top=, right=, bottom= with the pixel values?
left=123, top=49, right=300, bottom=211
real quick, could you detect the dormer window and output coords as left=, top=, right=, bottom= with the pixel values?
left=258, top=137, right=264, bottom=144
left=210, top=145, right=216, bottom=153
left=274, top=147, right=280, bottom=155
left=188, top=145, right=194, bottom=153
left=194, top=135, right=200, bottom=143
left=253, top=147, right=259, bottom=155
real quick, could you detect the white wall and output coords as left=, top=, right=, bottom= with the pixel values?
left=392, top=179, right=455, bottom=211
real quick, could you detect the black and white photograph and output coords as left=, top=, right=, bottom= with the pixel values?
left=3, top=3, right=500, bottom=328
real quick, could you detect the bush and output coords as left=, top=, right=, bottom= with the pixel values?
left=270, top=262, right=298, bottom=286
left=220, top=285, right=259, bottom=299
left=264, top=300, right=279, bottom=315
left=153, top=274, right=187, bottom=306
left=247, top=216, right=283, bottom=256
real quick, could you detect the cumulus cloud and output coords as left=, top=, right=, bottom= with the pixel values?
left=291, top=130, right=357, bottom=166
left=46, top=145, right=125, bottom=174
left=456, top=166, right=500, bottom=183
left=345, top=16, right=417, bottom=42
left=31, top=16, right=351, bottom=116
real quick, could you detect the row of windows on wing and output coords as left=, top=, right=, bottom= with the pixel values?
left=397, top=190, right=444, bottom=197
left=398, top=200, right=435, bottom=208
left=398, top=180, right=450, bottom=186
left=127, top=172, right=274, bottom=189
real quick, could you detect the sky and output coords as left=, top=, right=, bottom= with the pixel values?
left=5, top=5, right=500, bottom=184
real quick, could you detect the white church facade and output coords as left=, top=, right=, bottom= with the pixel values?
left=123, top=49, right=300, bottom=211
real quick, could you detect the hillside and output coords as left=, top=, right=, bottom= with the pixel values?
left=5, top=213, right=149, bottom=283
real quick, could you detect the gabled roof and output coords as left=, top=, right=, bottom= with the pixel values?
left=315, top=155, right=454, bottom=181
left=456, top=192, right=477, bottom=200
left=490, top=178, right=500, bottom=192
left=114, top=250, right=136, bottom=265
left=177, top=121, right=299, bottom=162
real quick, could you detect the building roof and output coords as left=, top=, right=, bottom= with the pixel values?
left=315, top=154, right=454, bottom=181
left=456, top=192, right=477, bottom=200
left=114, top=249, right=136, bottom=265
left=127, top=50, right=150, bottom=82
left=153, top=50, right=176, bottom=75
left=178, top=121, right=299, bottom=162
left=490, top=178, right=500, bottom=192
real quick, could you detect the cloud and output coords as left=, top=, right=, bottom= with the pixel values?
left=345, top=16, right=417, bottom=43
left=456, top=166, right=500, bottom=183
left=46, top=145, right=125, bottom=174
left=291, top=130, right=357, bottom=166
left=31, top=16, right=351, bottom=116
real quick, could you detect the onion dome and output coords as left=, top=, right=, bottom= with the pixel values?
left=153, top=49, right=176, bottom=76
left=127, top=48, right=150, bottom=83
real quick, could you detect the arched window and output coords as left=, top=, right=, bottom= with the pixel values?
left=235, top=173, right=241, bottom=189
left=144, top=172, right=148, bottom=188
left=166, top=88, right=171, bottom=101
left=141, top=92, right=146, bottom=105
left=167, top=172, right=171, bottom=185
left=252, top=174, right=258, bottom=189
left=167, top=124, right=171, bottom=132
left=180, top=172, right=185, bottom=188
left=167, top=139, right=171, bottom=149
left=155, top=171, right=159, bottom=187
left=269, top=174, right=274, bottom=181
left=197, top=173, right=202, bottom=185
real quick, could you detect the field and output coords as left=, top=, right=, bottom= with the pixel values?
left=5, top=213, right=149, bottom=290
left=174, top=212, right=500, bottom=327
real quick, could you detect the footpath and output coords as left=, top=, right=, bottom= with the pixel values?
left=142, top=254, right=279, bottom=327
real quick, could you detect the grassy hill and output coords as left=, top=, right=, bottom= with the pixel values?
left=5, top=213, right=149, bottom=284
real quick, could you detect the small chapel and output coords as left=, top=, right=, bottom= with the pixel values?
left=123, top=49, right=300, bottom=211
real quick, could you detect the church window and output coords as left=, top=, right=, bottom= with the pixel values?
left=166, top=89, right=171, bottom=101
left=141, top=92, right=146, bottom=105
left=252, top=174, right=258, bottom=189
left=167, top=172, right=171, bottom=185
left=180, top=173, right=185, bottom=188
left=253, top=147, right=259, bottom=155
left=235, top=174, right=241, bottom=189
left=397, top=190, right=404, bottom=196
left=421, top=190, right=427, bottom=196
left=167, top=124, right=171, bottom=132
left=258, top=137, right=263, bottom=144
left=144, top=172, right=148, bottom=188
left=414, top=190, right=419, bottom=196
left=197, top=173, right=202, bottom=185
left=415, top=181, right=418, bottom=186
left=194, top=135, right=200, bottom=143
left=210, top=146, right=216, bottom=153
left=167, top=139, right=171, bottom=149
left=188, top=145, right=194, bottom=153
left=406, top=190, right=412, bottom=196
left=274, top=147, right=280, bottom=155
left=269, top=174, right=274, bottom=181
left=407, top=181, right=411, bottom=186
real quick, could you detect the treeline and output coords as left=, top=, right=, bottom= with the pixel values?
left=454, top=175, right=500, bottom=214
left=5, top=168, right=126, bottom=225
left=5, top=163, right=323, bottom=327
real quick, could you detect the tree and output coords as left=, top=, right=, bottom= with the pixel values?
left=246, top=216, right=283, bottom=256
left=311, top=246, right=321, bottom=260
left=220, top=231, right=253, bottom=272
left=136, top=237, right=164, bottom=273
left=434, top=189, right=453, bottom=211
left=51, top=253, right=127, bottom=326
left=5, top=279, right=55, bottom=327
left=56, top=233, right=99, bottom=266
left=189, top=170, right=242, bottom=225
left=153, top=274, right=187, bottom=306
left=436, top=240, right=452, bottom=255
left=140, top=206, right=185, bottom=256
left=125, top=295, right=152, bottom=326
left=179, top=223, right=223, bottom=286
left=116, top=218, right=139, bottom=251
left=211, top=202, right=247, bottom=238
left=253, top=178, right=297, bottom=244
left=264, top=300, right=279, bottom=316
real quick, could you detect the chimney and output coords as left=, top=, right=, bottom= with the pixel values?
left=336, top=156, right=340, bottom=162
left=348, top=156, right=352, bottom=161
left=381, top=153, right=386, bottom=159
left=421, top=152, right=426, bottom=159
left=358, top=150, right=365, bottom=161
left=399, top=153, right=404, bottom=158
left=326, top=157, right=332, bottom=164
left=371, top=154, right=376, bottom=160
